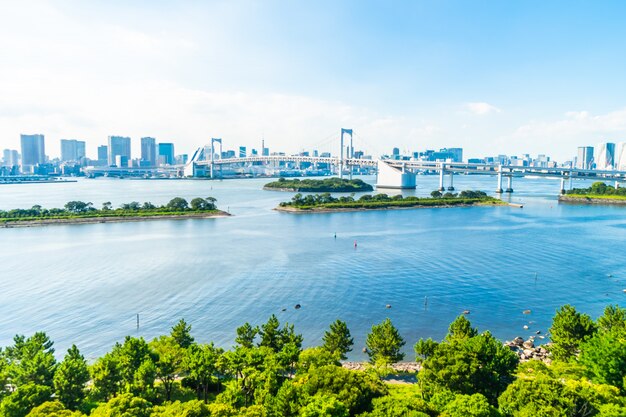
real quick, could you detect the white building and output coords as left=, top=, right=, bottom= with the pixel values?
left=595, top=142, right=615, bottom=170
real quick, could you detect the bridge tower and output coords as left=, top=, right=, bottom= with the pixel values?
left=340, top=128, right=353, bottom=179
left=210, top=138, right=222, bottom=179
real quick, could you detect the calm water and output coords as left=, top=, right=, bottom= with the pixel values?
left=1, top=175, right=625, bottom=361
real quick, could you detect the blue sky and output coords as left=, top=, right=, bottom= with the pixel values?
left=2, top=0, right=626, bottom=161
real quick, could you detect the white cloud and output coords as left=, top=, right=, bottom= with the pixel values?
left=464, top=102, right=501, bottom=116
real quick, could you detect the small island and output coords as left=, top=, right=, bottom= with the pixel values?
left=559, top=181, right=626, bottom=205
left=263, top=177, right=374, bottom=192
left=0, top=197, right=229, bottom=228
left=276, top=190, right=506, bottom=212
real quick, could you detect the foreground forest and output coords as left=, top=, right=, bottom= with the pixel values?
left=0, top=304, right=625, bottom=417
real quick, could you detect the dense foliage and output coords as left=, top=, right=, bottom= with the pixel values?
left=279, top=190, right=498, bottom=210
left=264, top=177, right=374, bottom=192
left=0, top=305, right=625, bottom=416
left=0, top=197, right=219, bottom=223
left=566, top=181, right=626, bottom=197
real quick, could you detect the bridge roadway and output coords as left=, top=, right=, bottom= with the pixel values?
left=197, top=156, right=626, bottom=180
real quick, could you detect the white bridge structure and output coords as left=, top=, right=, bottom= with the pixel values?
left=184, top=129, right=626, bottom=192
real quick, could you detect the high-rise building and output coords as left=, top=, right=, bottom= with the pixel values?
left=615, top=142, right=626, bottom=171
left=60, top=139, right=86, bottom=162
left=141, top=137, right=157, bottom=167
left=20, top=134, right=46, bottom=173
left=108, top=136, right=131, bottom=167
left=576, top=146, right=594, bottom=169
left=2, top=149, right=19, bottom=167
left=97, top=145, right=108, bottom=163
left=392, top=148, right=400, bottom=159
left=595, top=142, right=615, bottom=170
left=239, top=146, right=247, bottom=158
left=158, top=143, right=175, bottom=165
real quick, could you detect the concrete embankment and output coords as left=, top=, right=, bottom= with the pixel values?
left=558, top=195, right=626, bottom=205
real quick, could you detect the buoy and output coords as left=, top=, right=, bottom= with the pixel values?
left=294, top=304, right=301, bottom=310
left=608, top=274, right=613, bottom=277
left=354, top=240, right=357, bottom=248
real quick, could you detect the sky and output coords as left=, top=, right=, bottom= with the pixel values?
left=2, top=1, right=626, bottom=162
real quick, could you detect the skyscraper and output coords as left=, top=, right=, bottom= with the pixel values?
left=239, top=146, right=247, bottom=158
left=141, top=137, right=157, bottom=167
left=2, top=149, right=19, bottom=167
left=60, top=139, right=86, bottom=162
left=576, top=146, right=594, bottom=169
left=20, top=134, right=46, bottom=173
left=595, top=142, right=615, bottom=170
left=158, top=143, right=175, bottom=165
left=108, top=136, right=131, bottom=166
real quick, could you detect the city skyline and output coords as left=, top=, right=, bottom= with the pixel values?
left=3, top=2, right=626, bottom=161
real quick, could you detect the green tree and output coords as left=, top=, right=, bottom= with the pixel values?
left=64, top=201, right=92, bottom=214
left=150, top=336, right=185, bottom=401
left=420, top=331, right=518, bottom=404
left=53, top=345, right=89, bottom=410
left=298, top=365, right=387, bottom=415
left=300, top=394, right=349, bottom=417
left=89, top=393, right=152, bottom=417
left=113, top=336, right=157, bottom=396
left=0, top=383, right=52, bottom=417
left=170, top=319, right=195, bottom=349
left=184, top=343, right=223, bottom=402
left=25, top=401, right=84, bottom=417
left=90, top=352, right=121, bottom=401
left=259, top=315, right=282, bottom=351
left=431, top=190, right=443, bottom=198
left=298, top=348, right=340, bottom=372
left=150, top=400, right=210, bottom=417
left=6, top=332, right=57, bottom=388
left=597, top=305, right=626, bottom=333
left=414, top=338, right=438, bottom=362
left=365, top=318, right=405, bottom=364
left=443, top=393, right=500, bottom=417
left=549, top=305, right=597, bottom=361
left=446, top=315, right=478, bottom=342
left=322, top=320, right=354, bottom=360
left=579, top=328, right=626, bottom=389
left=166, top=197, right=188, bottom=211
left=235, top=323, right=258, bottom=349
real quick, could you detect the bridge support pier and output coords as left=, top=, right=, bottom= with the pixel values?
left=447, top=172, right=455, bottom=191
left=495, top=171, right=503, bottom=193
left=376, top=160, right=416, bottom=189
left=615, top=181, right=620, bottom=190
left=439, top=166, right=445, bottom=191
left=560, top=177, right=566, bottom=194
left=505, top=176, right=513, bottom=193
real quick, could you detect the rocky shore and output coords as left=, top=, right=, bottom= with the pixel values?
left=504, top=336, right=552, bottom=363
left=342, top=361, right=421, bottom=372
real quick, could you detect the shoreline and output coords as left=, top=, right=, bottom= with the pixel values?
left=558, top=195, right=626, bottom=205
left=1, top=211, right=231, bottom=228
left=274, top=200, right=514, bottom=214
left=262, top=186, right=373, bottom=193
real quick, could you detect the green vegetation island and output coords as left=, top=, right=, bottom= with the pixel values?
left=276, top=190, right=508, bottom=212
left=1, top=303, right=625, bottom=416
left=263, top=177, right=374, bottom=192
left=560, top=181, right=626, bottom=205
left=0, top=197, right=229, bottom=228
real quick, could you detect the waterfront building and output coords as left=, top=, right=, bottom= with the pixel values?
left=108, top=136, right=131, bottom=167
left=141, top=137, right=157, bottom=167
left=158, top=143, right=175, bottom=165
left=239, top=146, right=247, bottom=158
left=595, top=142, right=615, bottom=170
left=2, top=149, right=19, bottom=167
left=262, top=147, right=269, bottom=156
left=392, top=147, right=400, bottom=160
left=60, top=139, right=86, bottom=162
left=20, top=134, right=46, bottom=173
left=576, top=146, right=594, bottom=169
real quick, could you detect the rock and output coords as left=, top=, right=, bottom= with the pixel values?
left=362, top=347, right=367, bottom=353
left=535, top=330, right=541, bottom=334
left=523, top=349, right=534, bottom=356
left=386, top=304, right=392, bottom=309
left=523, top=325, right=529, bottom=330
left=523, top=340, right=534, bottom=349
left=513, top=336, right=524, bottom=346
left=463, top=310, right=470, bottom=315
left=294, top=304, right=301, bottom=309
left=523, top=309, right=532, bottom=315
